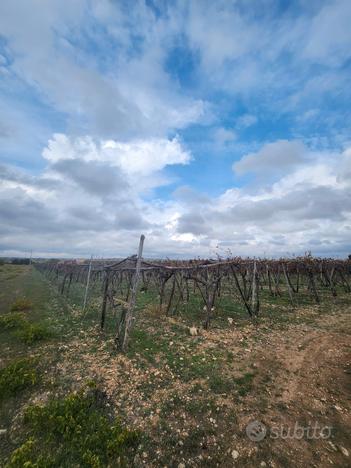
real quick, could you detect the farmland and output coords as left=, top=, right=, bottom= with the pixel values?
left=0, top=261, right=350, bottom=467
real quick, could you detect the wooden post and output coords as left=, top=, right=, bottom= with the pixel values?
left=100, top=270, right=110, bottom=330
left=82, top=255, right=93, bottom=313
left=282, top=264, right=295, bottom=306
left=251, top=261, right=259, bottom=315
left=120, top=235, right=145, bottom=352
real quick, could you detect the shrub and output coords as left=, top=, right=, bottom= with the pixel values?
left=0, top=358, right=39, bottom=401
left=7, top=385, right=140, bottom=467
left=14, top=323, right=52, bottom=345
left=11, top=298, right=33, bottom=312
left=0, top=311, right=53, bottom=345
left=0, top=313, right=27, bottom=330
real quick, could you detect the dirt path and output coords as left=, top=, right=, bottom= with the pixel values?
left=236, top=311, right=351, bottom=467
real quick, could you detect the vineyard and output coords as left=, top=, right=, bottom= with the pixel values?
left=35, top=235, right=351, bottom=352
left=1, top=245, right=351, bottom=467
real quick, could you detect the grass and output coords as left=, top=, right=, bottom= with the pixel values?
left=0, top=313, right=27, bottom=330
left=234, top=371, right=256, bottom=397
left=0, top=311, right=53, bottom=344
left=208, top=374, right=236, bottom=394
left=14, top=322, right=53, bottom=344
left=0, top=358, right=39, bottom=401
left=7, top=384, right=140, bottom=468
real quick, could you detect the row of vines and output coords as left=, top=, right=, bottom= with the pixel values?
left=35, top=236, right=351, bottom=351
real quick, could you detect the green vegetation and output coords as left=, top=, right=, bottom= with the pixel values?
left=0, top=358, right=39, bottom=401
left=8, top=385, right=140, bottom=468
left=234, top=371, right=256, bottom=396
left=10, top=298, right=33, bottom=312
left=0, top=311, right=53, bottom=344
left=208, top=374, right=235, bottom=394
left=14, top=322, right=52, bottom=344
left=0, top=312, right=27, bottom=330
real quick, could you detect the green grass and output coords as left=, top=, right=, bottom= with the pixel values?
left=0, top=358, right=39, bottom=401
left=7, top=384, right=140, bottom=468
left=0, top=313, right=27, bottom=330
left=0, top=310, right=53, bottom=345
left=208, top=374, right=236, bottom=394
left=14, top=322, right=53, bottom=344
left=234, top=371, right=256, bottom=397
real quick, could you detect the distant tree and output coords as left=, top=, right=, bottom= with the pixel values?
left=11, top=258, right=30, bottom=265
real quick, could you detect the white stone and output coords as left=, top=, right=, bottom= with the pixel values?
left=340, top=446, right=349, bottom=457
left=189, top=326, right=198, bottom=336
left=231, top=450, right=239, bottom=460
left=328, top=441, right=337, bottom=452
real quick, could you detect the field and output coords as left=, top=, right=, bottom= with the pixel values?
left=0, top=264, right=350, bottom=467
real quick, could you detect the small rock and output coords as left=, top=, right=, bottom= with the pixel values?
left=328, top=441, right=337, bottom=452
left=260, top=462, right=267, bottom=467
left=178, top=464, right=185, bottom=468
left=231, top=449, right=239, bottom=460
left=333, top=405, right=342, bottom=412
left=340, top=446, right=349, bottom=457
left=0, top=429, right=7, bottom=435
left=228, top=317, right=234, bottom=325
left=189, top=327, right=198, bottom=336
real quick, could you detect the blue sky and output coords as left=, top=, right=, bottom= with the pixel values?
left=0, top=0, right=350, bottom=258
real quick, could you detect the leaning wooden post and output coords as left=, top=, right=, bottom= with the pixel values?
left=82, top=255, right=93, bottom=314
left=121, top=234, right=145, bottom=352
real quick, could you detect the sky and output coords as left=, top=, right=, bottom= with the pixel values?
left=0, top=0, right=351, bottom=259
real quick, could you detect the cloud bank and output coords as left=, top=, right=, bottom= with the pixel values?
left=0, top=1, right=350, bottom=258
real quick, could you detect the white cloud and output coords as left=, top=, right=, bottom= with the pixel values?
left=233, top=140, right=307, bottom=176
left=302, top=0, right=351, bottom=66
left=2, top=138, right=351, bottom=258
left=42, top=133, right=191, bottom=194
left=0, top=0, right=206, bottom=140
left=213, top=127, right=237, bottom=145
left=236, top=114, right=257, bottom=129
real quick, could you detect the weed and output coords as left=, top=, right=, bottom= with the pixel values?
left=0, top=313, right=27, bottom=330
left=234, top=371, right=256, bottom=397
left=167, top=353, right=221, bottom=382
left=7, top=385, right=140, bottom=467
left=15, top=322, right=52, bottom=344
left=208, top=374, right=235, bottom=394
left=184, top=397, right=217, bottom=415
left=10, top=298, right=32, bottom=312
left=0, top=358, right=39, bottom=401
left=0, top=312, right=53, bottom=344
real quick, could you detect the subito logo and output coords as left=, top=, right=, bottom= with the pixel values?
left=246, top=420, right=267, bottom=441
